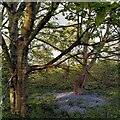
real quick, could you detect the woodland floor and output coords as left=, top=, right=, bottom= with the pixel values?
left=35, top=92, right=109, bottom=115
left=27, top=86, right=119, bottom=119
left=2, top=68, right=120, bottom=119
left=2, top=86, right=120, bottom=119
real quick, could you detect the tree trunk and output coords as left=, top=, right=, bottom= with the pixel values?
left=10, top=70, right=28, bottom=115
left=73, top=66, right=87, bottom=95
left=10, top=86, right=15, bottom=114
left=9, top=39, right=28, bottom=115
left=63, top=66, right=69, bottom=82
left=74, top=27, right=89, bottom=95
left=73, top=44, right=88, bottom=95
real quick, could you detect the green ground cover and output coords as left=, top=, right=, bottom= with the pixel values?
left=2, top=62, right=120, bottom=119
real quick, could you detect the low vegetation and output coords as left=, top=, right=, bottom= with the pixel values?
left=2, top=61, right=119, bottom=119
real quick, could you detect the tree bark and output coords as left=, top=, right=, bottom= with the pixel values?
left=74, top=20, right=89, bottom=95
left=73, top=45, right=88, bottom=95
left=73, top=66, right=88, bottom=95
left=9, top=39, right=28, bottom=115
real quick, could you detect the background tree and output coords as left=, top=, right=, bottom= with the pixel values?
left=36, top=2, right=119, bottom=94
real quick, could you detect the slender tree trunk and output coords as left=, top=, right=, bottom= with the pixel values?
left=74, top=26, right=89, bottom=95
left=73, top=66, right=88, bottom=95
left=63, top=66, right=69, bottom=82
left=73, top=44, right=88, bottom=95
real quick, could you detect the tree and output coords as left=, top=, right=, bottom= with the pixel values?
left=1, top=2, right=60, bottom=115
left=64, top=2, right=120, bottom=95
left=42, top=2, right=119, bottom=95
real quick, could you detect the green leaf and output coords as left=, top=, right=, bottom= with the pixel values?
left=83, top=2, right=89, bottom=9
left=95, top=9, right=106, bottom=26
left=81, top=10, right=87, bottom=18
left=104, top=47, right=109, bottom=52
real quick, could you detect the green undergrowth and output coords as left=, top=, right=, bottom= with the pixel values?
left=2, top=83, right=119, bottom=119
left=2, top=63, right=119, bottom=119
left=2, top=87, right=119, bottom=119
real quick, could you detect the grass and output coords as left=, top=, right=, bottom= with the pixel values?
left=2, top=67, right=120, bottom=119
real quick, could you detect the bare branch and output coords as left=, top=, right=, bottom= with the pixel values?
left=27, top=64, right=55, bottom=73
left=98, top=53, right=120, bottom=59
left=2, top=36, right=14, bottom=71
left=45, top=24, right=93, bottom=66
left=16, top=2, right=26, bottom=18
left=88, top=53, right=97, bottom=69
left=56, top=53, right=81, bottom=66
left=2, top=19, right=9, bottom=28
left=1, top=2, right=12, bottom=11
left=101, top=59, right=119, bottom=61
left=34, top=37, right=87, bottom=67
left=2, top=32, right=11, bottom=40
left=27, top=2, right=59, bottom=46
left=34, top=37, right=62, bottom=52
left=44, top=23, right=78, bottom=29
